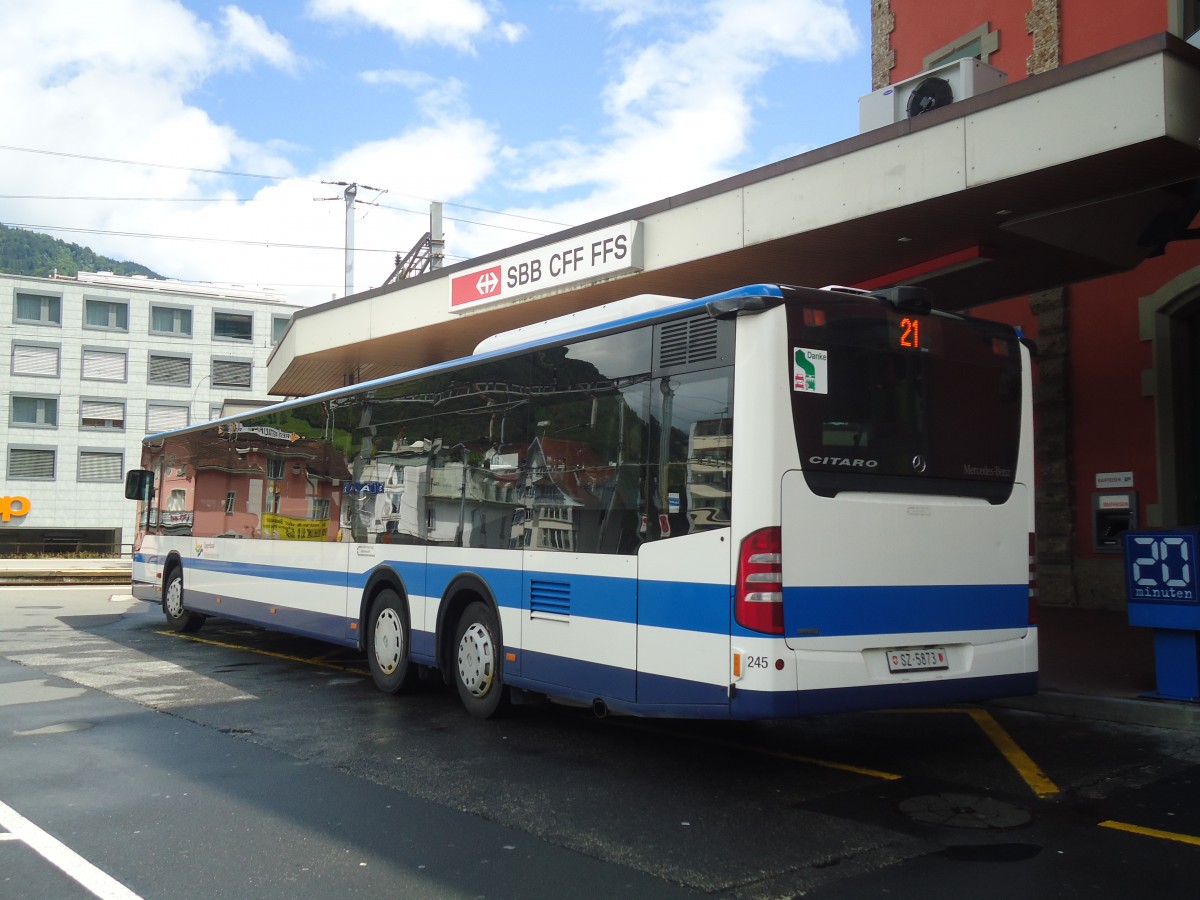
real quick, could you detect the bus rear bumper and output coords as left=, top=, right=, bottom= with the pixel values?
left=730, top=671, right=1039, bottom=719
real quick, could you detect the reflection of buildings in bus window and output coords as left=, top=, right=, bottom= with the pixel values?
left=351, top=442, right=433, bottom=543
left=687, top=418, right=732, bottom=530
left=151, top=431, right=346, bottom=541
left=150, top=466, right=195, bottom=533
left=349, top=440, right=525, bottom=548
left=426, top=455, right=525, bottom=549
left=515, top=437, right=621, bottom=553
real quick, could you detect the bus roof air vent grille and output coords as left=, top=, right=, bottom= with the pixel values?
left=654, top=314, right=729, bottom=375
left=659, top=316, right=717, bottom=366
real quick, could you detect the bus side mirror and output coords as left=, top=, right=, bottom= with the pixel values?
left=124, top=469, right=155, bottom=502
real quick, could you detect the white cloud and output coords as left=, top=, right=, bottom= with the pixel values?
left=505, top=0, right=859, bottom=230
left=219, top=5, right=302, bottom=73
left=359, top=69, right=470, bottom=118
left=0, top=0, right=861, bottom=306
left=576, top=0, right=690, bottom=30
left=306, top=0, right=523, bottom=52
left=0, top=0, right=502, bottom=304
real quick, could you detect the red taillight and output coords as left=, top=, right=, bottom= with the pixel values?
left=736, top=527, right=784, bottom=635
left=1028, top=532, right=1038, bottom=625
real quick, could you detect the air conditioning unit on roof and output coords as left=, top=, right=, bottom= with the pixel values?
left=859, top=58, right=1006, bottom=133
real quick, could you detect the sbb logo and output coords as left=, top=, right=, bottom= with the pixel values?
left=1, top=496, right=31, bottom=522
left=450, top=265, right=503, bottom=307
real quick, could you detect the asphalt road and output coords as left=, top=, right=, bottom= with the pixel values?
left=2, top=586, right=1199, bottom=899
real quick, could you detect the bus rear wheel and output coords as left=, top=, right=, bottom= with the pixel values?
left=367, top=588, right=412, bottom=694
left=162, top=565, right=205, bottom=633
left=453, top=601, right=507, bottom=718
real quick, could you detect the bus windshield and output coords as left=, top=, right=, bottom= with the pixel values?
left=788, top=297, right=1022, bottom=503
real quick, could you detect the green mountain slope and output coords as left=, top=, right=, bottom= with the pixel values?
left=0, top=223, right=162, bottom=278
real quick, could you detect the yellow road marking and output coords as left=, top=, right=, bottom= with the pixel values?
left=764, top=750, right=903, bottom=781
left=1099, top=819, right=1200, bottom=847
left=153, top=633, right=1056, bottom=797
left=157, top=631, right=369, bottom=676
left=965, top=708, right=1060, bottom=798
left=881, top=707, right=1060, bottom=798
left=625, top=724, right=903, bottom=781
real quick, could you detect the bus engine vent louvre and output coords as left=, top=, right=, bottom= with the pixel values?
left=530, top=579, right=571, bottom=619
left=654, top=315, right=722, bottom=374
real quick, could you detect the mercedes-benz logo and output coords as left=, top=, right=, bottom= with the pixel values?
left=912, top=455, right=928, bottom=473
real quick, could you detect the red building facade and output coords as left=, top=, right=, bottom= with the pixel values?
left=874, top=0, right=1200, bottom=607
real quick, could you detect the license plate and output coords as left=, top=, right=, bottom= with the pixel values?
left=886, top=647, right=948, bottom=673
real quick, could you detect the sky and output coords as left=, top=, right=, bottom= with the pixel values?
left=0, top=0, right=869, bottom=307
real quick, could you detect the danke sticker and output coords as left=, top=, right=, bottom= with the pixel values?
left=793, top=347, right=828, bottom=394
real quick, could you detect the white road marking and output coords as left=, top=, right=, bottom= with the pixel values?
left=0, top=799, right=144, bottom=899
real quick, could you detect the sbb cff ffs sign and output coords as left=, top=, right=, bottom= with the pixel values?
left=449, top=221, right=643, bottom=312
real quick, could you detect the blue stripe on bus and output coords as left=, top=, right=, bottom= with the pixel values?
left=635, top=669, right=730, bottom=706
left=511, top=648, right=636, bottom=700
left=182, top=588, right=359, bottom=648
left=505, top=663, right=1036, bottom=719
left=182, top=555, right=427, bottom=592
left=426, top=563, right=523, bottom=609
left=172, top=556, right=1027, bottom=640
left=184, top=556, right=352, bottom=587
left=778, top=583, right=1028, bottom=638
left=637, top=579, right=731, bottom=634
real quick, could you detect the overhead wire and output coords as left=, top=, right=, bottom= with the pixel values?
left=0, top=143, right=546, bottom=288
left=0, top=144, right=573, bottom=229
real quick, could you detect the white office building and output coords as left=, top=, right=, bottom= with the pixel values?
left=1, top=271, right=302, bottom=554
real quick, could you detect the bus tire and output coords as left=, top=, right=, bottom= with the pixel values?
left=453, top=601, right=508, bottom=718
left=366, top=588, right=412, bottom=694
left=163, top=565, right=204, bottom=633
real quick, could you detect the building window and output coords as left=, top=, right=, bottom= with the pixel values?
left=148, top=353, right=192, bottom=386
left=225, top=491, right=237, bottom=514
left=78, top=450, right=123, bottom=482
left=8, top=446, right=55, bottom=479
left=81, top=348, right=127, bottom=382
left=147, top=404, right=189, bottom=433
left=310, top=498, right=330, bottom=520
left=213, top=311, right=253, bottom=342
left=10, top=395, right=58, bottom=427
left=150, top=305, right=193, bottom=337
left=11, top=343, right=60, bottom=377
left=1171, top=1, right=1200, bottom=39
left=212, top=358, right=252, bottom=389
left=271, top=315, right=291, bottom=345
left=80, top=399, right=126, bottom=430
left=14, top=292, right=61, bottom=326
left=923, top=23, right=1000, bottom=69
left=84, top=298, right=129, bottom=331
left=266, top=457, right=285, bottom=479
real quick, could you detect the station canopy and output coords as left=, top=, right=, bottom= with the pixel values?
left=270, top=35, right=1200, bottom=397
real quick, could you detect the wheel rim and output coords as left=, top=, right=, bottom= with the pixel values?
left=373, top=607, right=404, bottom=675
left=165, top=577, right=183, bottom=618
left=457, top=621, right=495, bottom=698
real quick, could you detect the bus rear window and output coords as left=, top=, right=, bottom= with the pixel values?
left=788, top=298, right=1022, bottom=503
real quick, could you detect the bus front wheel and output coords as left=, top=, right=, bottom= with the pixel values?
left=453, top=601, right=507, bottom=718
left=163, top=566, right=205, bottom=633
left=367, top=588, right=412, bottom=694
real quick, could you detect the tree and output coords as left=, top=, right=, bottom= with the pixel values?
left=0, top=223, right=163, bottom=279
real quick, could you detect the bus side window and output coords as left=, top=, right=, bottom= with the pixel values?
left=524, top=331, right=651, bottom=554
left=650, top=368, right=733, bottom=538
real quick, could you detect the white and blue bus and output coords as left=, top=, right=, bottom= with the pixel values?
left=126, top=283, right=1037, bottom=719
